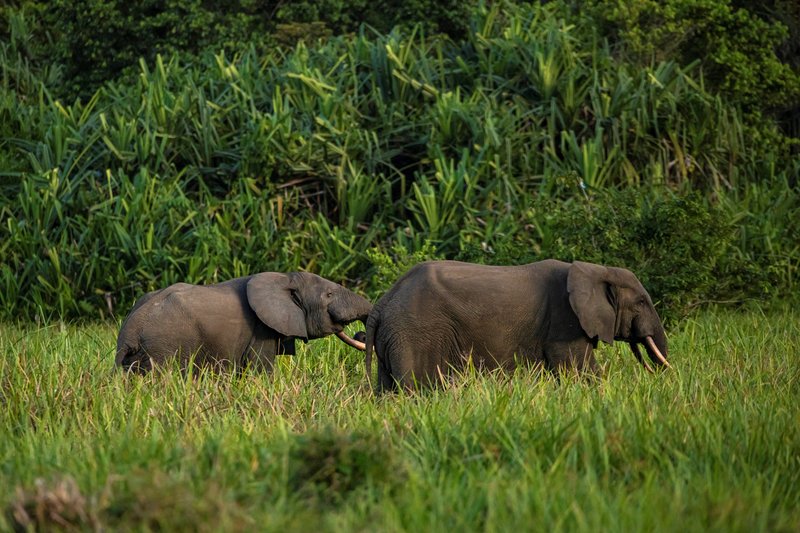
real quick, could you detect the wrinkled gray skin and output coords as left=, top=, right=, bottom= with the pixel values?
left=116, top=272, right=372, bottom=373
left=366, top=259, right=669, bottom=391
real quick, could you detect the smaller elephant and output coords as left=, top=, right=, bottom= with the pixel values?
left=365, top=259, right=669, bottom=391
left=116, top=272, right=371, bottom=373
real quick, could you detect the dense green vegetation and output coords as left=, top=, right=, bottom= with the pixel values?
left=2, top=2, right=798, bottom=530
left=1, top=0, right=478, bottom=102
left=1, top=1, right=798, bottom=322
left=2, top=308, right=798, bottom=531
left=586, top=0, right=800, bottom=117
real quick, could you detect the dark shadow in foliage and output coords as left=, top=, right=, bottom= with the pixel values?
left=3, top=0, right=479, bottom=102
left=276, top=0, right=475, bottom=40
left=288, top=430, right=401, bottom=505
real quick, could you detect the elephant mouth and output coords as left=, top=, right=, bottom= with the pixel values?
left=628, top=337, right=670, bottom=373
left=336, top=330, right=367, bottom=351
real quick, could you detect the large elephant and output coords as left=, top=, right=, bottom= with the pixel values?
left=116, top=272, right=371, bottom=373
left=365, top=259, right=669, bottom=391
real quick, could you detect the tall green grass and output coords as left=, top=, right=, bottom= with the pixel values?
left=1, top=308, right=798, bottom=531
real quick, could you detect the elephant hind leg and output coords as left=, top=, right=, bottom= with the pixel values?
left=376, top=352, right=397, bottom=393
left=374, top=338, right=419, bottom=393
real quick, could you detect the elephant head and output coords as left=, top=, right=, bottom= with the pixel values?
left=246, top=272, right=371, bottom=349
left=567, top=261, right=669, bottom=372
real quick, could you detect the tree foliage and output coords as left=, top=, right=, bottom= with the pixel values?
left=1, top=0, right=479, bottom=101
left=0, top=1, right=798, bottom=321
left=585, top=0, right=800, bottom=127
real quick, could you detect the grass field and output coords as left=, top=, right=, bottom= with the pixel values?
left=1, top=306, right=798, bottom=532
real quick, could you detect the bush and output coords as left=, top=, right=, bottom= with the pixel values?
left=2, top=0, right=480, bottom=101
left=366, top=241, right=441, bottom=298
left=277, top=0, right=475, bottom=38
left=37, top=0, right=270, bottom=101
left=0, top=1, right=796, bottom=321
left=288, top=430, right=399, bottom=504
left=585, top=0, right=800, bottom=117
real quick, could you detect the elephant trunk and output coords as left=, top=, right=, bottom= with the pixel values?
left=337, top=330, right=366, bottom=351
left=644, top=333, right=670, bottom=368
left=628, top=324, right=669, bottom=370
left=628, top=342, right=655, bottom=373
left=330, top=290, right=372, bottom=351
left=331, top=290, right=372, bottom=325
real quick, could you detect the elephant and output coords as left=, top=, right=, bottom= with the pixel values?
left=116, top=272, right=371, bottom=373
left=365, top=259, right=669, bottom=391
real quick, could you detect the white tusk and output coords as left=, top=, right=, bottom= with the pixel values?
left=645, top=336, right=671, bottom=368
left=336, top=330, right=366, bottom=351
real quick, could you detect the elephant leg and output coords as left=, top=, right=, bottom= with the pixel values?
left=243, top=345, right=277, bottom=372
left=376, top=352, right=397, bottom=393
left=376, top=325, right=451, bottom=391
left=242, top=326, right=293, bottom=373
left=378, top=344, right=436, bottom=391
left=384, top=349, right=418, bottom=391
left=545, top=340, right=600, bottom=376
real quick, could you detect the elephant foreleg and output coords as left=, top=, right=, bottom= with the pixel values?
left=242, top=328, right=295, bottom=373
left=545, top=340, right=600, bottom=376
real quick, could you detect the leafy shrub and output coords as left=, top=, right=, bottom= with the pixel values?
left=0, top=167, right=313, bottom=320
left=2, top=0, right=480, bottom=101
left=277, top=0, right=475, bottom=38
left=288, top=430, right=399, bottom=504
left=29, top=0, right=257, bottom=100
left=585, top=0, right=800, bottom=116
left=366, top=241, right=441, bottom=298
left=102, top=468, right=246, bottom=531
left=716, top=172, right=800, bottom=298
left=0, top=1, right=796, bottom=321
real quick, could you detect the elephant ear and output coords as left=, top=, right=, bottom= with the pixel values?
left=567, top=261, right=616, bottom=345
left=246, top=273, right=308, bottom=339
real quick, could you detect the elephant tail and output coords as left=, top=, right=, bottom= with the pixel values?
left=365, top=308, right=380, bottom=386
